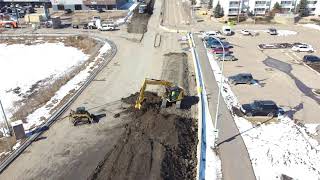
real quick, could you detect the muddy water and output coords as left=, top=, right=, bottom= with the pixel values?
left=263, top=57, right=320, bottom=104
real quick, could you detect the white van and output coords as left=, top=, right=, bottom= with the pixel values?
left=222, top=26, right=232, bottom=36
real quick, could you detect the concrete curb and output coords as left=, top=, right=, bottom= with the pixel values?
left=189, top=32, right=212, bottom=180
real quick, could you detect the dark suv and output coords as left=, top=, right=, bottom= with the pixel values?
left=303, top=55, right=320, bottom=64
left=228, top=73, right=254, bottom=85
left=268, top=28, right=278, bottom=35
left=242, top=100, right=279, bottom=117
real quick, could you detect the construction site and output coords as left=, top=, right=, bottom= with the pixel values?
left=1, top=0, right=320, bottom=179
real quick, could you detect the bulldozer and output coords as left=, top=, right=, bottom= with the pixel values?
left=69, top=107, right=94, bottom=126
left=135, top=78, right=185, bottom=109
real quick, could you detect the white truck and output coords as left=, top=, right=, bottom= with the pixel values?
left=88, top=17, right=115, bottom=31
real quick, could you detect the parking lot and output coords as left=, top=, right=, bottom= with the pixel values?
left=217, top=25, right=320, bottom=123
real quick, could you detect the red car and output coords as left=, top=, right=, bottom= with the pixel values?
left=209, top=47, right=230, bottom=54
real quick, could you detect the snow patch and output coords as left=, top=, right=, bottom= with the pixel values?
left=203, top=87, right=222, bottom=179
left=12, top=140, right=21, bottom=150
left=277, top=30, right=297, bottom=36
left=23, top=42, right=111, bottom=131
left=302, top=24, right=320, bottom=31
left=0, top=43, right=89, bottom=116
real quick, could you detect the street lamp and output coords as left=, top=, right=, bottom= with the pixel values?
left=209, top=36, right=225, bottom=147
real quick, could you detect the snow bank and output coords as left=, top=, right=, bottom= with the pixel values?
left=302, top=24, right=320, bottom=31
left=277, top=30, right=297, bottom=36
left=237, top=29, right=297, bottom=36
left=0, top=43, right=89, bottom=114
left=206, top=48, right=320, bottom=180
left=23, top=42, right=111, bottom=131
left=203, top=87, right=222, bottom=180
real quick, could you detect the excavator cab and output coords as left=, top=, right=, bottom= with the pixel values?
left=163, top=86, right=184, bottom=108
left=135, top=78, right=185, bottom=109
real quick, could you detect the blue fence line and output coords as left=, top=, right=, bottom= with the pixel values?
left=188, top=33, right=207, bottom=180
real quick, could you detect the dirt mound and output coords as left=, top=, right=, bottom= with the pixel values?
left=162, top=52, right=190, bottom=95
left=90, top=92, right=198, bottom=180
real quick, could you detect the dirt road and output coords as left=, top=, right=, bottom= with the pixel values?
left=162, top=0, right=191, bottom=28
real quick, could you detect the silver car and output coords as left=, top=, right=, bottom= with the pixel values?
left=216, top=54, right=238, bottom=61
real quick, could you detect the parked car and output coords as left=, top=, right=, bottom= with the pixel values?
left=209, top=47, right=230, bottom=54
left=72, top=24, right=79, bottom=29
left=206, top=39, right=231, bottom=48
left=26, top=6, right=35, bottom=14
left=216, top=54, right=238, bottom=61
left=240, top=29, right=251, bottom=36
left=202, top=31, right=224, bottom=40
left=241, top=100, right=280, bottom=117
left=222, top=26, right=232, bottom=36
left=268, top=28, right=278, bottom=35
left=292, top=44, right=314, bottom=52
left=83, top=24, right=88, bottom=29
left=97, top=7, right=104, bottom=13
left=64, top=9, right=73, bottom=14
left=303, top=55, right=320, bottom=64
left=213, top=52, right=232, bottom=58
left=98, top=23, right=115, bottom=31
left=228, top=73, right=254, bottom=85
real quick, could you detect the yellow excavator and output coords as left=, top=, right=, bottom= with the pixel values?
left=135, top=78, right=185, bottom=109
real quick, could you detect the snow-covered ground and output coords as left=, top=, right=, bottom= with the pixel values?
left=276, top=30, right=297, bottom=36
left=302, top=24, right=320, bottom=31
left=0, top=43, right=88, bottom=112
left=235, top=29, right=297, bottom=36
left=0, top=41, right=111, bottom=132
left=206, top=48, right=320, bottom=180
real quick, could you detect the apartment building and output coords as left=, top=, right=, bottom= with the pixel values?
left=212, top=0, right=320, bottom=16
left=50, top=0, right=129, bottom=11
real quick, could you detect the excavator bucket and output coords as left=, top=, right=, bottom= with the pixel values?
left=135, top=102, right=142, bottom=109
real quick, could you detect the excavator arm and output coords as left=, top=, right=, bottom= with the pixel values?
left=135, top=78, right=174, bottom=109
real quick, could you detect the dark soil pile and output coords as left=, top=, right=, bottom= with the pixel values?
left=127, top=0, right=155, bottom=34
left=90, top=92, right=198, bottom=180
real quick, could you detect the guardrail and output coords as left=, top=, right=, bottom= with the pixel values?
left=188, top=32, right=207, bottom=180
left=0, top=34, right=117, bottom=173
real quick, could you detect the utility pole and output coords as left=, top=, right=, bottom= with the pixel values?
left=237, top=0, right=243, bottom=23
left=0, top=99, right=11, bottom=136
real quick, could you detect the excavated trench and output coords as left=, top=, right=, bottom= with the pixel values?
left=89, top=92, right=198, bottom=180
